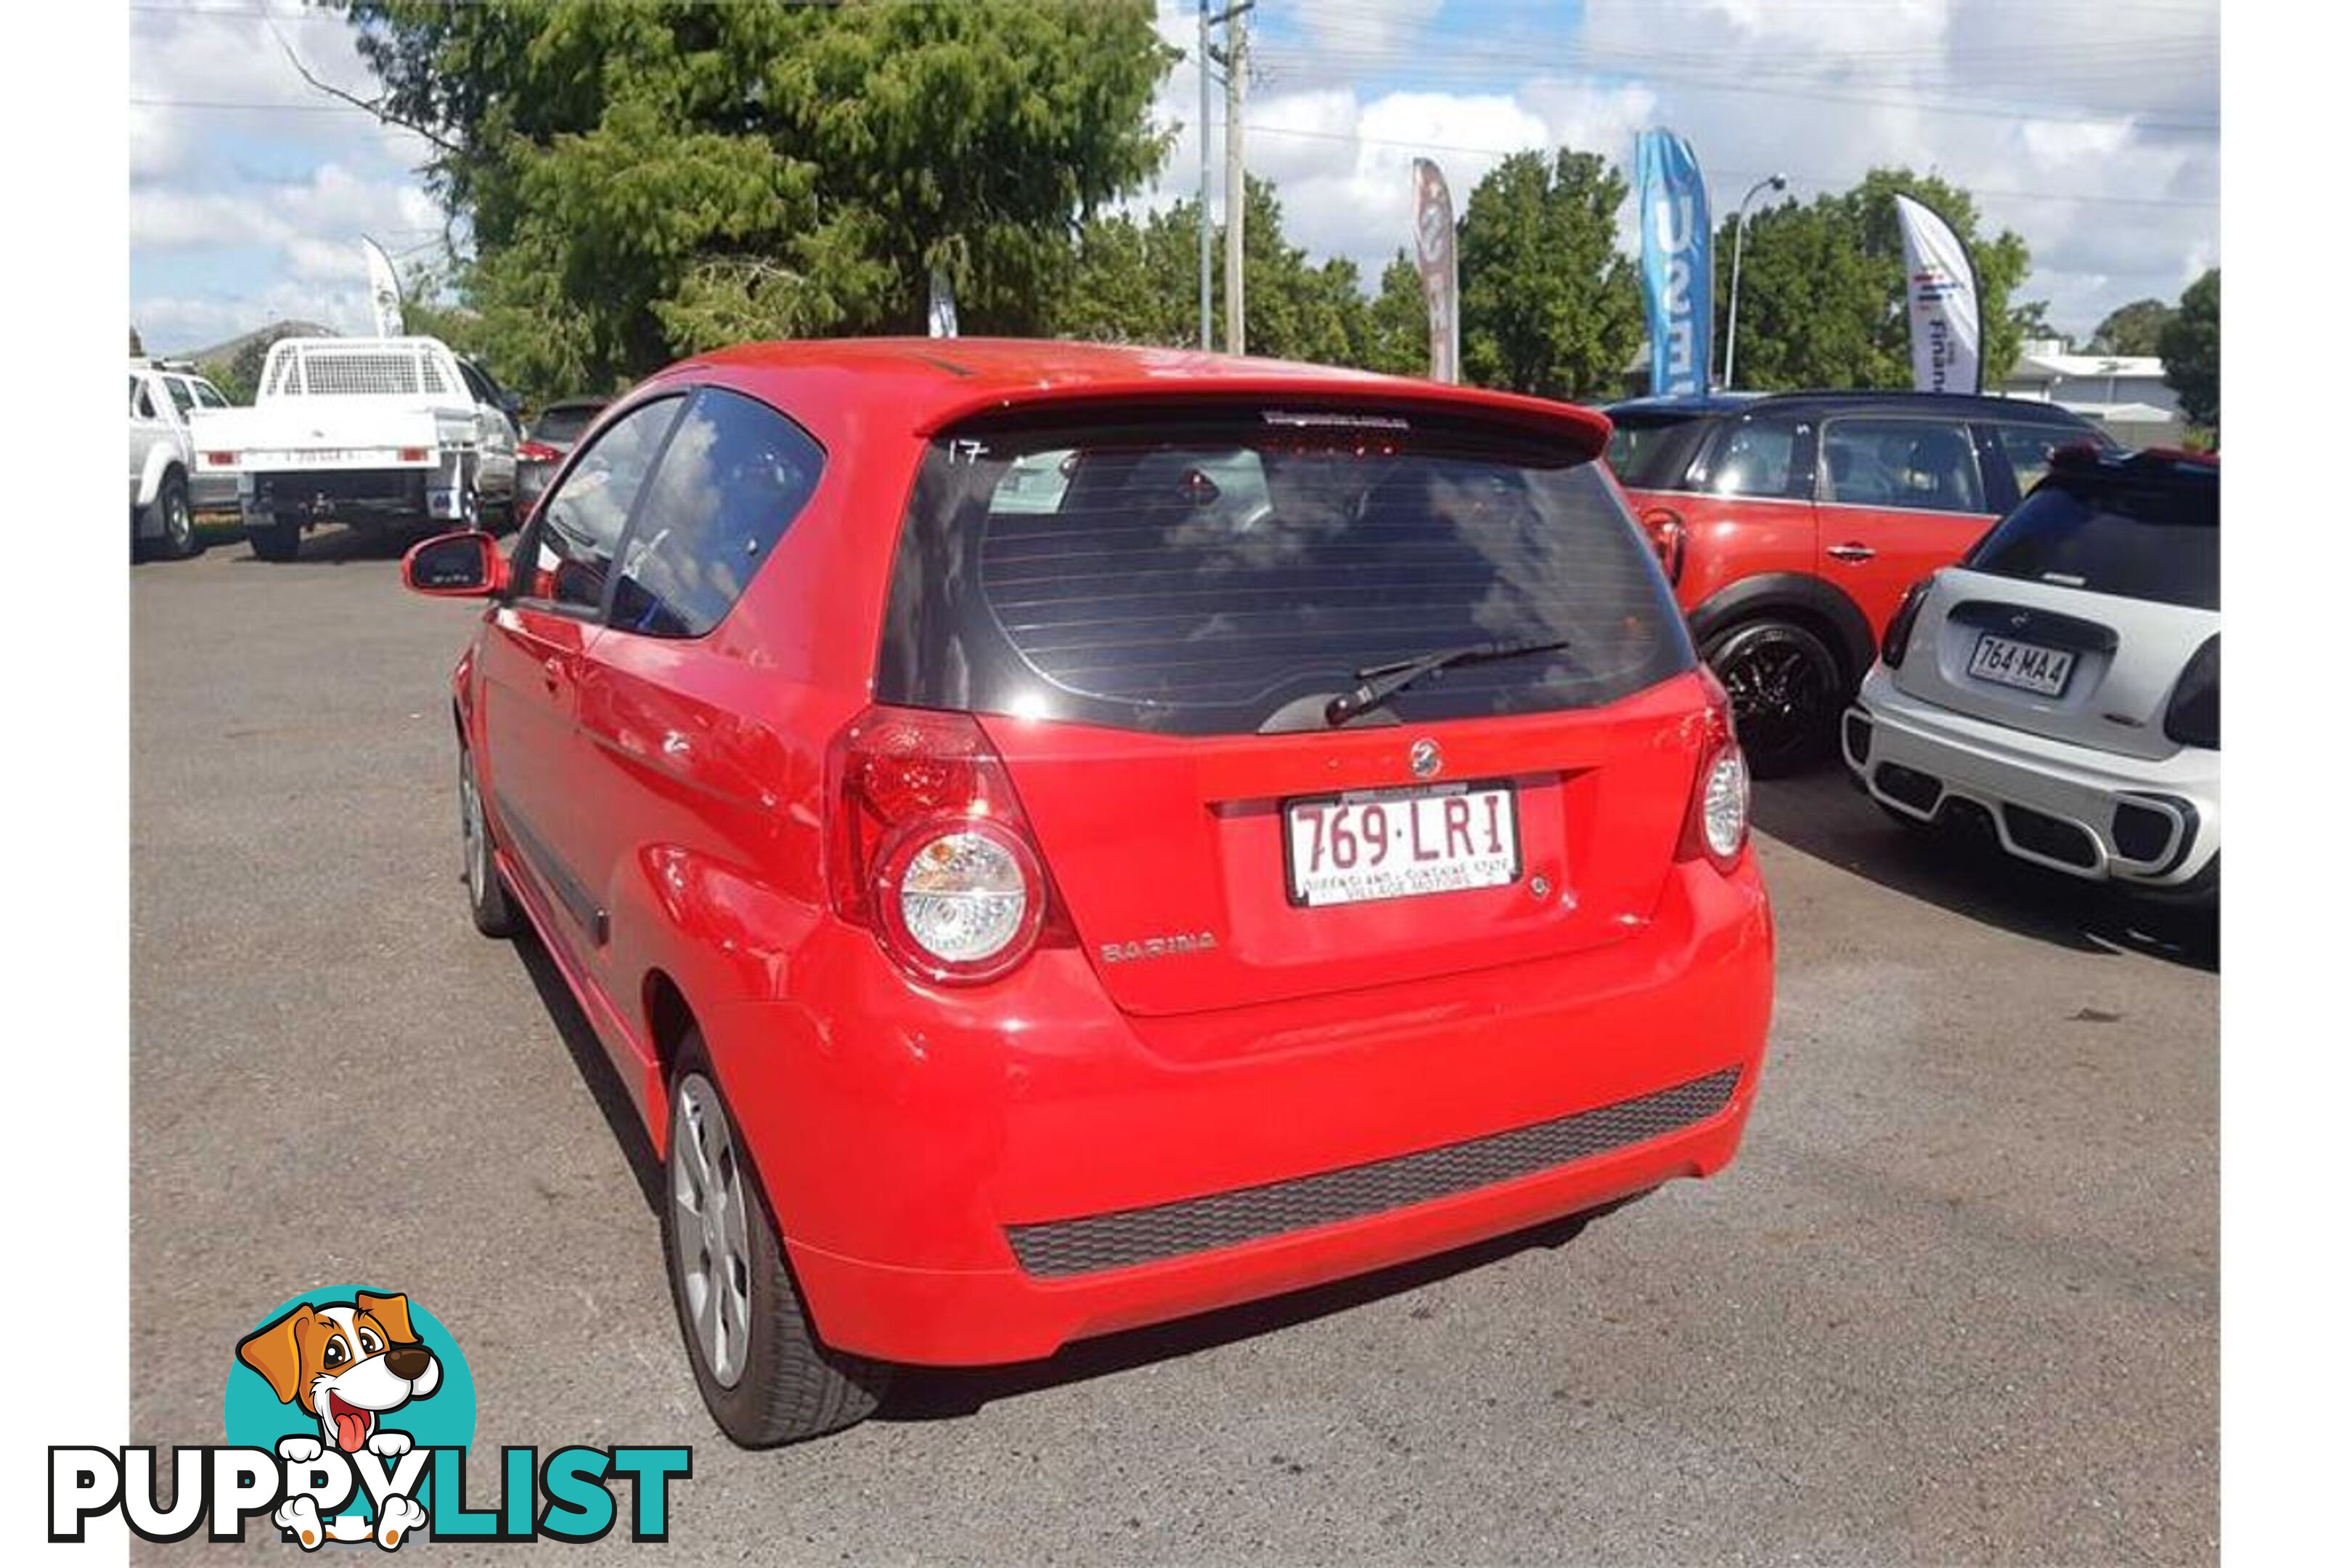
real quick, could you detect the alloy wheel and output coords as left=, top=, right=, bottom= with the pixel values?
left=1713, top=626, right=1837, bottom=767
left=671, top=1074, right=756, bottom=1389
left=163, top=489, right=194, bottom=555
left=459, top=755, right=489, bottom=907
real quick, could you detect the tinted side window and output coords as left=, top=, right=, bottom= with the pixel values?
left=130, top=375, right=151, bottom=417
left=1995, top=424, right=2066, bottom=497
left=1604, top=415, right=1709, bottom=489
left=518, top=397, right=681, bottom=613
left=1699, top=419, right=1800, bottom=498
left=610, top=388, right=825, bottom=638
left=192, top=380, right=231, bottom=409
left=1821, top=417, right=1983, bottom=513
left=163, top=377, right=197, bottom=418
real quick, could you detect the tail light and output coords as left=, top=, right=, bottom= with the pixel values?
left=2163, top=634, right=2218, bottom=750
left=518, top=440, right=560, bottom=462
left=825, top=706, right=1071, bottom=984
left=397, top=446, right=429, bottom=462
left=201, top=450, right=237, bottom=467
left=1882, top=579, right=1932, bottom=669
left=1640, top=506, right=1686, bottom=584
left=1675, top=669, right=1750, bottom=873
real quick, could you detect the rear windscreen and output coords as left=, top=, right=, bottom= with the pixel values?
left=1964, top=469, right=2218, bottom=611
left=876, top=404, right=1693, bottom=736
left=533, top=405, right=601, bottom=445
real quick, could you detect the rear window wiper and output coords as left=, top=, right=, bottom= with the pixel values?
left=1324, top=637, right=1572, bottom=727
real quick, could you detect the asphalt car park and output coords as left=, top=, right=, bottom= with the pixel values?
left=132, top=530, right=2216, bottom=1564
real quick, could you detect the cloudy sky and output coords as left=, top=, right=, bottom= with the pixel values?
left=129, top=0, right=2218, bottom=356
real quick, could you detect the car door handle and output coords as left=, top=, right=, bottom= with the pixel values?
left=1827, top=542, right=1876, bottom=563
left=541, top=656, right=563, bottom=694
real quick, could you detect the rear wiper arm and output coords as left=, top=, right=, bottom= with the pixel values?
left=1323, top=637, right=1572, bottom=727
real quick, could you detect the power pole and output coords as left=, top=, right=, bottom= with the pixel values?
left=1222, top=4, right=1249, bottom=356
left=1196, top=1, right=1212, bottom=351
left=1201, top=1, right=1254, bottom=355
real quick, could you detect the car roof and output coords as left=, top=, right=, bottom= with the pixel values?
left=1606, top=389, right=2100, bottom=425
left=651, top=336, right=1614, bottom=451
left=2048, top=444, right=2219, bottom=483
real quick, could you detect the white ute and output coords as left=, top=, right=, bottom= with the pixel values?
left=190, top=336, right=520, bottom=560
left=128, top=361, right=240, bottom=560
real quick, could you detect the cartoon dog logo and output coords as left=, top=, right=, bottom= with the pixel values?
left=237, top=1292, right=438, bottom=1550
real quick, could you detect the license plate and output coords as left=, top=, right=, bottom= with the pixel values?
left=1284, top=783, right=1520, bottom=907
left=245, top=449, right=412, bottom=467
left=1968, top=633, right=2074, bottom=696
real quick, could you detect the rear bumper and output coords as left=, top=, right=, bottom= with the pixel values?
left=242, top=462, right=469, bottom=523
left=1847, top=668, right=2220, bottom=887
left=705, top=857, right=1773, bottom=1366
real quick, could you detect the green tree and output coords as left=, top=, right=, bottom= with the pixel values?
left=349, top=0, right=1175, bottom=398
left=1232, top=177, right=1363, bottom=364
left=1046, top=178, right=1372, bottom=367
left=2159, top=268, right=2219, bottom=430
left=2088, top=297, right=2175, bottom=357
left=1457, top=149, right=1643, bottom=399
left=1357, top=250, right=1429, bottom=377
left=1712, top=168, right=2041, bottom=390
left=1053, top=203, right=1199, bottom=346
left=1716, top=195, right=1887, bottom=390
left=129, top=325, right=144, bottom=358
left=199, top=324, right=315, bottom=405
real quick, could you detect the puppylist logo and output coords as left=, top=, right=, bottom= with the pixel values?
left=49, top=1286, right=692, bottom=1548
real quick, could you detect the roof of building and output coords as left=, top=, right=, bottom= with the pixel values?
left=2007, top=340, right=2167, bottom=382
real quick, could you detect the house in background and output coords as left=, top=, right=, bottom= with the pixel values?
left=1996, top=338, right=2184, bottom=446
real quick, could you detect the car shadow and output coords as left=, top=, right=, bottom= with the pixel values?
left=1753, top=764, right=2218, bottom=972
left=878, top=1198, right=1638, bottom=1424
left=506, top=926, right=667, bottom=1215
left=230, top=522, right=501, bottom=566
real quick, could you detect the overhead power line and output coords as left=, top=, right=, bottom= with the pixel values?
left=1238, top=121, right=2218, bottom=211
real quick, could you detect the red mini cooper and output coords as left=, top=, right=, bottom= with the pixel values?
left=403, top=340, right=1774, bottom=1446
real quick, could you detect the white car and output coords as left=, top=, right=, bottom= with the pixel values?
left=189, top=335, right=520, bottom=560
left=128, top=361, right=239, bottom=559
left=1844, top=446, right=2218, bottom=906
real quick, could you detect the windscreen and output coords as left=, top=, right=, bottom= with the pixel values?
left=876, top=404, right=1692, bottom=736
left=1964, top=467, right=2217, bottom=611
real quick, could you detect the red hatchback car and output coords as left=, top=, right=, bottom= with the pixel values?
left=402, top=340, right=1775, bottom=1445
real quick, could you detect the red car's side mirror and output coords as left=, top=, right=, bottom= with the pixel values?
left=402, top=531, right=508, bottom=598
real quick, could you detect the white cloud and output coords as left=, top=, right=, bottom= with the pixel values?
left=135, top=0, right=2218, bottom=356
left=1161, top=0, right=2221, bottom=339
left=130, top=0, right=441, bottom=351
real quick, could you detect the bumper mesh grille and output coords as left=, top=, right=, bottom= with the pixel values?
left=1004, top=1066, right=1742, bottom=1278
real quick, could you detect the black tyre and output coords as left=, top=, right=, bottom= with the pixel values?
left=247, top=514, right=303, bottom=562
left=1703, top=618, right=1845, bottom=778
left=2131, top=852, right=2219, bottom=915
left=662, top=1039, right=891, bottom=1447
left=457, top=746, right=518, bottom=938
left=149, top=471, right=200, bottom=560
